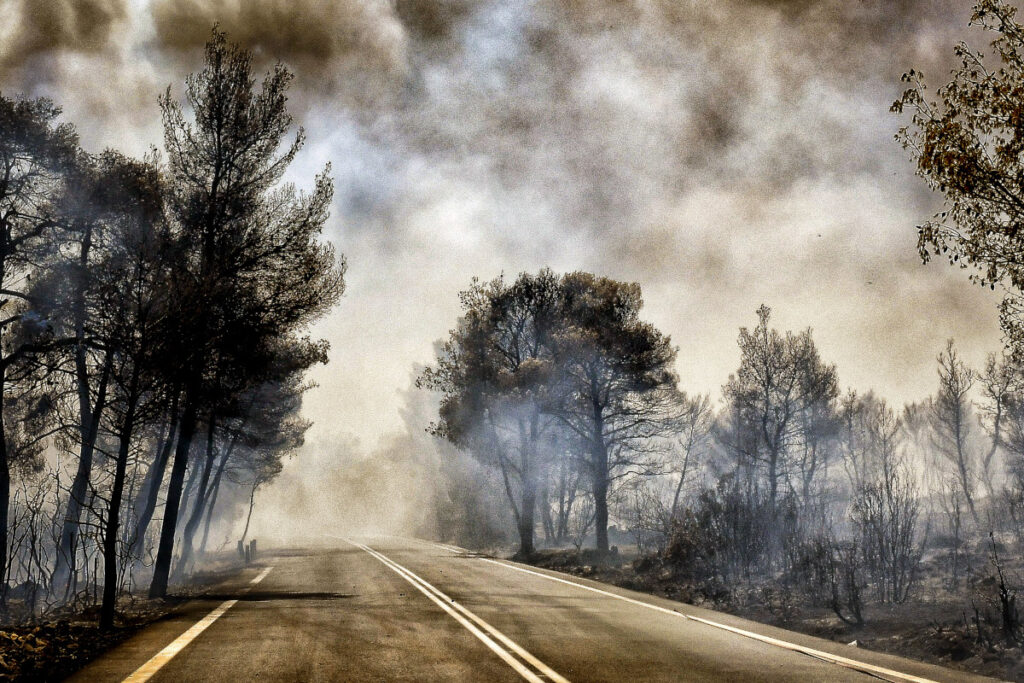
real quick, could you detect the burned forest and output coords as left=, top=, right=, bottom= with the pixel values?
left=0, top=27, right=344, bottom=664
left=5, top=0, right=1024, bottom=681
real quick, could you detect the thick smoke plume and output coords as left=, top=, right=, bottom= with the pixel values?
left=0, top=0, right=1009, bottom=541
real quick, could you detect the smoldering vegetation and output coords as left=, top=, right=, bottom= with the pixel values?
left=0, top=27, right=345, bottom=649
left=417, top=269, right=1024, bottom=678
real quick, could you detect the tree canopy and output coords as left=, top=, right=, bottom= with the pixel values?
left=895, top=0, right=1024, bottom=354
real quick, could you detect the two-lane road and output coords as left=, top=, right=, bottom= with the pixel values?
left=72, top=538, right=992, bottom=682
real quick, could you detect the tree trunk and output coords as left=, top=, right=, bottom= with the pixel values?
left=149, top=390, right=199, bottom=599
left=555, top=460, right=575, bottom=544
left=593, top=473, right=609, bottom=554
left=768, top=447, right=779, bottom=515
left=198, top=461, right=225, bottom=557
left=591, top=437, right=610, bottom=555
left=0, top=362, right=9, bottom=607
left=240, top=481, right=258, bottom=546
left=591, top=404, right=610, bottom=554
left=198, top=426, right=242, bottom=557
left=540, top=483, right=555, bottom=546
left=56, top=227, right=104, bottom=595
left=54, top=350, right=112, bottom=596
left=670, top=447, right=692, bottom=525
left=515, top=414, right=539, bottom=557
left=100, top=372, right=139, bottom=630
left=517, top=479, right=536, bottom=557
left=176, top=412, right=217, bottom=577
left=128, top=392, right=179, bottom=561
left=177, top=450, right=202, bottom=528
left=956, top=451, right=979, bottom=525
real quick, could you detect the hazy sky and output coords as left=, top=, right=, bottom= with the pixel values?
left=0, top=0, right=1010, bottom=531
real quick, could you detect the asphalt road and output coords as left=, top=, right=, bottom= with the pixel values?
left=70, top=537, right=994, bottom=682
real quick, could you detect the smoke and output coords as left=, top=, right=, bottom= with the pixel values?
left=150, top=0, right=408, bottom=71
left=251, top=374, right=513, bottom=546
left=0, top=0, right=1010, bottom=541
left=0, top=0, right=127, bottom=72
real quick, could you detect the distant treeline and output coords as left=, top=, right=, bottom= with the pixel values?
left=423, top=269, right=1024, bottom=633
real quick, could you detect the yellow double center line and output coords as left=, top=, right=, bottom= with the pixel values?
left=348, top=539, right=570, bottom=683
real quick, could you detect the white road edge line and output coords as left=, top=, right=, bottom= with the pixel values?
left=431, top=541, right=466, bottom=554
left=121, top=566, right=274, bottom=683
left=482, top=559, right=939, bottom=683
left=391, top=536, right=466, bottom=556
left=346, top=539, right=569, bottom=683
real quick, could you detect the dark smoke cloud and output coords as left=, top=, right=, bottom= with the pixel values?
left=394, top=0, right=477, bottom=41
left=0, top=0, right=127, bottom=73
left=150, top=0, right=407, bottom=71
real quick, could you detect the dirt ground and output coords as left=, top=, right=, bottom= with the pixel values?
left=0, top=557, right=245, bottom=681
left=0, top=600, right=168, bottom=681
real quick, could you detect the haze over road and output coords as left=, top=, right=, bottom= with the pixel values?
left=72, top=538, right=991, bottom=682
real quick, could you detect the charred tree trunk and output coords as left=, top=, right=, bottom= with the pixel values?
left=239, top=481, right=258, bottom=546
left=198, top=426, right=241, bottom=557
left=669, top=448, right=692, bottom=526
left=100, top=369, right=139, bottom=630
left=591, top=403, right=610, bottom=555
left=515, top=414, right=539, bottom=557
left=955, top=445, right=979, bottom=526
left=177, top=449, right=202, bottom=528
left=198, top=460, right=225, bottom=557
left=0, top=361, right=9, bottom=607
left=128, top=391, right=179, bottom=561
left=540, top=483, right=555, bottom=546
left=54, top=350, right=112, bottom=595
left=592, top=469, right=609, bottom=554
left=555, top=459, right=575, bottom=544
left=517, top=479, right=536, bottom=557
left=176, top=412, right=217, bottom=577
left=149, top=388, right=199, bottom=599
left=55, top=226, right=107, bottom=594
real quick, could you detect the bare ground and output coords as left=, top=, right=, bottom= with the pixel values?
left=0, top=555, right=248, bottom=682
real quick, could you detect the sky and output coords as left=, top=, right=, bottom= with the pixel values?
left=0, top=0, right=1010, bottom=535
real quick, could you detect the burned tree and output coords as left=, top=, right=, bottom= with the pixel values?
left=421, top=271, right=562, bottom=556
left=0, top=94, right=79, bottom=595
left=978, top=352, right=1021, bottom=498
left=176, top=337, right=326, bottom=576
left=86, top=154, right=170, bottom=629
left=148, top=30, right=344, bottom=598
left=723, top=305, right=839, bottom=520
left=546, top=272, right=680, bottom=555
left=930, top=340, right=980, bottom=525
left=845, top=398, right=923, bottom=604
